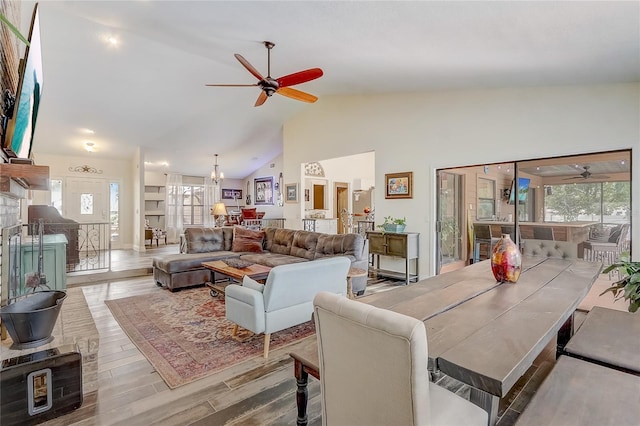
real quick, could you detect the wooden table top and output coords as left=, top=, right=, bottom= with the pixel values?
left=291, top=256, right=602, bottom=398
left=202, top=260, right=272, bottom=280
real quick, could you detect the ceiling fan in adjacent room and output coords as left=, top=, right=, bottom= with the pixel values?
left=563, top=165, right=610, bottom=180
left=206, top=41, right=323, bottom=107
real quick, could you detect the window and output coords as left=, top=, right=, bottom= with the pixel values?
left=477, top=177, right=496, bottom=220
left=182, top=185, right=204, bottom=225
left=50, top=179, right=62, bottom=214
left=80, top=193, right=93, bottom=214
left=545, top=182, right=630, bottom=223
left=110, top=182, right=120, bottom=242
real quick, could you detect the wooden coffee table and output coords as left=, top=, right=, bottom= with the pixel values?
left=202, top=260, right=272, bottom=297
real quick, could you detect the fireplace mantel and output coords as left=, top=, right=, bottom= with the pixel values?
left=0, top=163, right=50, bottom=196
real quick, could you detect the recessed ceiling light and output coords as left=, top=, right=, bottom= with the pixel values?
left=85, top=141, right=95, bottom=152
left=102, top=34, right=120, bottom=47
left=80, top=128, right=95, bottom=134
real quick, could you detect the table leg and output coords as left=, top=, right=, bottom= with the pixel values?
left=294, top=358, right=309, bottom=426
left=469, top=387, right=498, bottom=426
left=346, top=277, right=354, bottom=299
left=556, top=313, right=574, bottom=358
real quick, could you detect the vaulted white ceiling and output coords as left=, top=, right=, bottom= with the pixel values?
left=19, top=1, right=640, bottom=178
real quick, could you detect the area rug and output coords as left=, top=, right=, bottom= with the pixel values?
left=105, top=287, right=315, bottom=389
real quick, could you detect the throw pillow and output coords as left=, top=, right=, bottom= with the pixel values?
left=232, top=226, right=265, bottom=253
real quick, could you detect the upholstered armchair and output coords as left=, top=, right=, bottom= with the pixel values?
left=240, top=208, right=265, bottom=225
left=313, top=292, right=488, bottom=426
left=225, top=257, right=350, bottom=358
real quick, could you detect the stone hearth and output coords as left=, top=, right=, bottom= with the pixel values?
left=1, top=287, right=99, bottom=395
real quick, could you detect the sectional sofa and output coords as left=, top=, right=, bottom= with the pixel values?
left=152, top=226, right=370, bottom=294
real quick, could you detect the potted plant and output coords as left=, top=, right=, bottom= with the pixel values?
left=377, top=216, right=407, bottom=233
left=600, top=252, right=640, bottom=313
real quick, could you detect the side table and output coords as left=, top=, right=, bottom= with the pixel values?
left=347, top=267, right=368, bottom=299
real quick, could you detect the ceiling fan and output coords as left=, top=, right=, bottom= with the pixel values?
left=206, top=41, right=323, bottom=107
left=563, top=165, right=610, bottom=180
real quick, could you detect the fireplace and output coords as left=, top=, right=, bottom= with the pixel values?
left=1, top=224, right=22, bottom=306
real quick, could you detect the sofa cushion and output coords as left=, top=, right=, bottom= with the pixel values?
left=315, top=233, right=362, bottom=260
left=290, top=230, right=319, bottom=260
left=270, top=228, right=296, bottom=255
left=232, top=226, right=265, bottom=253
left=153, top=252, right=238, bottom=273
left=240, top=253, right=309, bottom=268
left=185, top=227, right=226, bottom=253
left=263, top=227, right=277, bottom=251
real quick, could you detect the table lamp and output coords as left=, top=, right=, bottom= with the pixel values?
left=212, top=202, right=228, bottom=227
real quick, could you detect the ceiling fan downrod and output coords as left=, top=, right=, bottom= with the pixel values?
left=264, top=41, right=275, bottom=78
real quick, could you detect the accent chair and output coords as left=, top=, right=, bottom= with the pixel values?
left=225, top=257, right=350, bottom=358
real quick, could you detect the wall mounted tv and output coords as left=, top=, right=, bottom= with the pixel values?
left=3, top=3, right=43, bottom=160
left=509, top=177, right=530, bottom=204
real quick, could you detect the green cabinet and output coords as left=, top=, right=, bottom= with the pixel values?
left=20, top=234, right=68, bottom=295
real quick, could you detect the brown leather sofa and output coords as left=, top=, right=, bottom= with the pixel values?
left=153, top=227, right=369, bottom=293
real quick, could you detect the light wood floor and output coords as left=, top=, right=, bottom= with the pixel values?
left=38, top=247, right=618, bottom=425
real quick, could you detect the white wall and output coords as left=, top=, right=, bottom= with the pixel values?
left=242, top=154, right=285, bottom=219
left=284, top=83, right=640, bottom=275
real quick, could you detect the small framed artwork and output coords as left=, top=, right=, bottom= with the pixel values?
left=221, top=188, right=242, bottom=200
left=385, top=172, right=413, bottom=199
left=254, top=176, right=274, bottom=205
left=285, top=183, right=298, bottom=203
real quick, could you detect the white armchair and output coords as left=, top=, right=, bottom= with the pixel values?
left=225, top=257, right=351, bottom=358
left=314, top=292, right=488, bottom=426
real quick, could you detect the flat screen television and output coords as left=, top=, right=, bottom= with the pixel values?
left=3, top=3, right=43, bottom=160
left=509, top=177, right=530, bottom=204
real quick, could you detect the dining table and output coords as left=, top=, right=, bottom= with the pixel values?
left=289, top=256, right=602, bottom=426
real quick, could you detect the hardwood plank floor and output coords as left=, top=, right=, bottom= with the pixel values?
left=36, top=248, right=614, bottom=425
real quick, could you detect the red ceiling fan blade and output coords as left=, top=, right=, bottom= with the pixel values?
left=255, top=91, right=269, bottom=107
left=276, top=87, right=318, bottom=103
left=277, top=68, right=323, bottom=88
left=235, top=54, right=264, bottom=80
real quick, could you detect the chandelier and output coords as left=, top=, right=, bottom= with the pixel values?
left=210, top=154, right=224, bottom=184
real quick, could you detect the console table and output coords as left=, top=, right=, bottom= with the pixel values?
left=366, top=231, right=419, bottom=284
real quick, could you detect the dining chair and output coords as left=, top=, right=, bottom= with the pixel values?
left=473, top=224, right=500, bottom=262
left=313, top=292, right=488, bottom=426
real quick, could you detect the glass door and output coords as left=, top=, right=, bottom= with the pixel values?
left=436, top=171, right=463, bottom=274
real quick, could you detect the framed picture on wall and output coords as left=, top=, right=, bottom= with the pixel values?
left=385, top=172, right=413, bottom=199
left=221, top=188, right=242, bottom=200
left=285, top=183, right=298, bottom=203
left=254, top=176, right=274, bottom=205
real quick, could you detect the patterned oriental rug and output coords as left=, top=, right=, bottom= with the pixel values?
left=105, top=287, right=315, bottom=389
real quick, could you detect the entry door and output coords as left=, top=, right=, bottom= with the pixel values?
left=66, top=177, right=108, bottom=223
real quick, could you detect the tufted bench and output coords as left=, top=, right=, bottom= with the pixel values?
left=521, top=239, right=579, bottom=259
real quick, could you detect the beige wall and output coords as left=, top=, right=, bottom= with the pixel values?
left=284, top=83, right=640, bottom=275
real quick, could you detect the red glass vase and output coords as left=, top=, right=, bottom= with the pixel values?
left=491, top=234, right=522, bottom=283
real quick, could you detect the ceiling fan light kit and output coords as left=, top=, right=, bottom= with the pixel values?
left=206, top=41, right=323, bottom=107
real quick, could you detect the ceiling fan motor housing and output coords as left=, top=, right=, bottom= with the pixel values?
left=259, top=78, right=279, bottom=96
